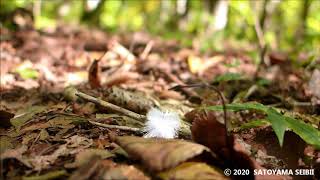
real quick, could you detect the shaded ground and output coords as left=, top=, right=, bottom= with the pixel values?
left=1, top=25, right=319, bottom=179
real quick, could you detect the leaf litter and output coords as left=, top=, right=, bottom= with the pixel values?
left=0, top=25, right=319, bottom=180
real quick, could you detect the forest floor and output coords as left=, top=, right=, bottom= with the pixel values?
left=1, top=25, right=319, bottom=180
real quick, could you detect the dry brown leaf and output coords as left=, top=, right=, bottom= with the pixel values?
left=103, top=72, right=140, bottom=87
left=88, top=59, right=101, bottom=88
left=114, top=136, right=211, bottom=172
left=1, top=145, right=32, bottom=168
left=69, top=155, right=102, bottom=180
left=66, top=148, right=114, bottom=168
left=27, top=135, right=93, bottom=171
left=108, top=40, right=136, bottom=63
left=102, top=165, right=150, bottom=180
left=0, top=110, right=14, bottom=128
left=158, top=162, right=228, bottom=180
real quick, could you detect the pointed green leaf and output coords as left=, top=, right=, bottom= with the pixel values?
left=239, top=119, right=270, bottom=130
left=285, top=117, right=320, bottom=149
left=206, top=102, right=320, bottom=149
left=266, top=109, right=288, bottom=147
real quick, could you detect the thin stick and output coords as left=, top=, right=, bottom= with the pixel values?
left=140, top=41, right=154, bottom=60
left=75, top=91, right=146, bottom=122
left=88, top=120, right=141, bottom=132
left=169, top=83, right=231, bottom=154
left=253, top=10, right=268, bottom=80
left=170, top=83, right=227, bottom=134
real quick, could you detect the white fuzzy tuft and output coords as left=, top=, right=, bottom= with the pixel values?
left=143, top=108, right=180, bottom=139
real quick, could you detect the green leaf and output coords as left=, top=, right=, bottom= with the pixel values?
left=15, top=68, right=39, bottom=79
left=239, top=119, right=270, bottom=130
left=213, top=73, right=244, bottom=83
left=285, top=116, right=320, bottom=149
left=23, top=170, right=67, bottom=180
left=206, top=102, right=268, bottom=112
left=266, top=109, right=288, bottom=146
left=256, top=78, right=271, bottom=86
left=206, top=102, right=320, bottom=149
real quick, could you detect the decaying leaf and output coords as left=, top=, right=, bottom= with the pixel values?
left=1, top=145, right=32, bottom=168
left=102, top=165, right=150, bottom=180
left=10, top=106, right=47, bottom=130
left=158, top=162, right=227, bottom=180
left=22, top=170, right=67, bottom=180
left=88, top=59, right=101, bottom=89
left=104, top=71, right=140, bottom=87
left=114, top=136, right=211, bottom=171
left=187, top=109, right=257, bottom=179
left=69, top=155, right=102, bottom=180
left=26, top=135, right=93, bottom=171
left=0, top=109, right=14, bottom=128
left=0, top=136, right=13, bottom=154
left=17, top=113, right=86, bottom=135
left=66, top=148, right=114, bottom=168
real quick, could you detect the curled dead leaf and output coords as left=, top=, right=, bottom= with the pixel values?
left=114, top=136, right=212, bottom=172
left=0, top=110, right=14, bottom=128
left=88, top=59, right=101, bottom=88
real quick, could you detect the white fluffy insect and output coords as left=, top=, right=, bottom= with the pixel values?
left=143, top=107, right=181, bottom=139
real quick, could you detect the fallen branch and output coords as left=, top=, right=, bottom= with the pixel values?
left=88, top=120, right=141, bottom=132
left=75, top=91, right=146, bottom=122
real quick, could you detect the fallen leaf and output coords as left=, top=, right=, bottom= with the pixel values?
left=22, top=170, right=67, bottom=180
left=114, top=136, right=211, bottom=171
left=0, top=136, right=13, bottom=154
left=66, top=148, right=114, bottom=168
left=158, top=162, right=228, bottom=180
left=10, top=106, right=47, bottom=130
left=69, top=155, right=102, bottom=180
left=102, top=164, right=151, bottom=180
left=39, top=129, right=49, bottom=141
left=88, top=59, right=101, bottom=88
left=1, top=145, right=32, bottom=168
left=27, top=135, right=93, bottom=171
left=0, top=110, right=14, bottom=128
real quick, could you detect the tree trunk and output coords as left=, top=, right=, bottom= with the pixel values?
left=296, top=0, right=311, bottom=43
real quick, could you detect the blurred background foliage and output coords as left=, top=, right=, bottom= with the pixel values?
left=0, top=0, right=319, bottom=56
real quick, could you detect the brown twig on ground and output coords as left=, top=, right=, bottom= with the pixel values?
left=75, top=91, right=146, bottom=122
left=140, top=40, right=154, bottom=60
left=88, top=120, right=141, bottom=132
left=158, top=69, right=200, bottom=98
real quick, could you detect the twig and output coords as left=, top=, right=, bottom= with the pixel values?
left=170, top=83, right=227, bottom=134
left=75, top=91, right=146, bottom=122
left=170, top=83, right=231, bottom=154
left=88, top=120, right=141, bottom=132
left=140, top=41, right=154, bottom=60
left=159, top=69, right=200, bottom=98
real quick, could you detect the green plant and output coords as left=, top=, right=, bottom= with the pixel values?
left=206, top=102, right=320, bottom=149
